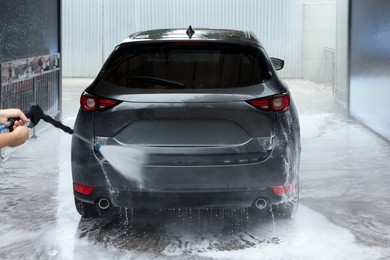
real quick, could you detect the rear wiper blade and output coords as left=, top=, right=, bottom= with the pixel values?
left=126, top=76, right=185, bottom=89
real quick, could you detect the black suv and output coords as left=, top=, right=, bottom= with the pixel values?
left=71, top=27, right=301, bottom=218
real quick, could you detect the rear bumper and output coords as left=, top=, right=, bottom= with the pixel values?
left=72, top=133, right=300, bottom=210
left=71, top=106, right=301, bottom=210
left=74, top=187, right=287, bottom=209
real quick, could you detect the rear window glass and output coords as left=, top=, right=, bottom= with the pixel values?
left=100, top=43, right=271, bottom=89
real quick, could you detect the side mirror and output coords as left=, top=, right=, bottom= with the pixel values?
left=270, top=57, right=284, bottom=71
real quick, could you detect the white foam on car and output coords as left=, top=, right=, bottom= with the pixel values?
left=99, top=145, right=147, bottom=184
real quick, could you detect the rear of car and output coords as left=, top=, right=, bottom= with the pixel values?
left=71, top=28, right=301, bottom=218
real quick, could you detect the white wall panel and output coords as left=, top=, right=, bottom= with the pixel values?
left=302, top=3, right=336, bottom=81
left=62, top=0, right=104, bottom=77
left=62, top=0, right=322, bottom=78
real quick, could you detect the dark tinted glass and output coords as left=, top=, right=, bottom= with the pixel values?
left=101, top=43, right=271, bottom=89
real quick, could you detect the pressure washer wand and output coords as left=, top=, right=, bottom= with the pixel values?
left=10, top=103, right=99, bottom=148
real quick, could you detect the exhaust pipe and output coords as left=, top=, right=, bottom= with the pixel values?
left=97, top=197, right=110, bottom=210
left=254, top=197, right=268, bottom=210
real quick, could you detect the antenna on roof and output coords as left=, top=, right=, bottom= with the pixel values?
left=186, top=25, right=195, bottom=39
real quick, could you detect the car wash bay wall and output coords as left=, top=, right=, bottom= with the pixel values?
left=0, top=0, right=61, bottom=118
left=349, top=0, right=390, bottom=140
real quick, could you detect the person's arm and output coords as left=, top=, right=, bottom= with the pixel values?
left=0, top=109, right=30, bottom=148
left=0, top=108, right=29, bottom=128
left=0, top=126, right=30, bottom=148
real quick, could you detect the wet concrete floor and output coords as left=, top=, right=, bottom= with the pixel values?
left=0, top=78, right=389, bottom=259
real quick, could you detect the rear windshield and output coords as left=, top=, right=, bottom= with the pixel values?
left=100, top=43, right=272, bottom=89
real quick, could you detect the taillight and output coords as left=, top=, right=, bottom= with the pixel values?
left=73, top=183, right=95, bottom=195
left=247, top=93, right=290, bottom=112
left=80, top=92, right=120, bottom=111
left=271, top=184, right=295, bottom=196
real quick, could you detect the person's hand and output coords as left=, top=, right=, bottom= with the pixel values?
left=8, top=125, right=30, bottom=147
left=0, top=109, right=29, bottom=128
